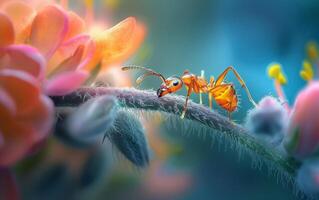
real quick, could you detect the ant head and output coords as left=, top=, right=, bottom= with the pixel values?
left=157, top=76, right=183, bottom=97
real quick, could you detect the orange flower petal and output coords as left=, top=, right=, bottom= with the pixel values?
left=28, top=0, right=54, bottom=10
left=0, top=0, right=7, bottom=7
left=0, top=105, right=34, bottom=166
left=48, top=45, right=84, bottom=77
left=0, top=69, right=40, bottom=115
left=0, top=81, right=53, bottom=167
left=86, top=17, right=146, bottom=70
left=78, top=39, right=95, bottom=70
left=47, top=34, right=90, bottom=73
left=1, top=1, right=35, bottom=41
left=85, top=17, right=141, bottom=70
left=103, top=21, right=146, bottom=66
left=30, top=5, right=69, bottom=58
left=65, top=11, right=86, bottom=40
left=0, top=126, right=34, bottom=166
left=0, top=45, right=46, bottom=79
left=17, top=95, right=54, bottom=142
left=0, top=12, right=14, bottom=46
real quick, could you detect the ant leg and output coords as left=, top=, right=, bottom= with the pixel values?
left=215, top=66, right=257, bottom=107
left=209, top=93, right=213, bottom=109
left=208, top=75, right=214, bottom=109
left=199, top=70, right=205, bottom=104
left=199, top=92, right=203, bottom=105
left=181, top=89, right=192, bottom=119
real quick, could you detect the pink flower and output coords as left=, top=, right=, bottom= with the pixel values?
left=1, top=1, right=145, bottom=95
left=0, top=0, right=145, bottom=166
left=0, top=13, right=53, bottom=166
left=285, top=81, right=319, bottom=159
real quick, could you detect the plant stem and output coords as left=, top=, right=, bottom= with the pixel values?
left=50, top=87, right=301, bottom=179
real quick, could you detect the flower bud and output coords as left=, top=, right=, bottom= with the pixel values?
left=67, top=95, right=118, bottom=140
left=105, top=110, right=149, bottom=167
left=285, top=82, right=319, bottom=159
left=245, top=96, right=288, bottom=146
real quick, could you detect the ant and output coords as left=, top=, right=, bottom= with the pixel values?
left=122, top=65, right=257, bottom=119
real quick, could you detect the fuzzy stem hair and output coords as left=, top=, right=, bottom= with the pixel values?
left=50, top=87, right=301, bottom=181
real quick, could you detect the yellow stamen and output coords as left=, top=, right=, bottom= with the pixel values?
left=300, top=60, right=314, bottom=81
left=267, top=63, right=287, bottom=85
left=277, top=73, right=287, bottom=85
left=267, top=63, right=290, bottom=112
left=306, top=41, right=318, bottom=60
left=84, top=0, right=94, bottom=25
left=268, top=63, right=281, bottom=79
left=84, top=0, right=94, bottom=7
left=103, top=0, right=120, bottom=10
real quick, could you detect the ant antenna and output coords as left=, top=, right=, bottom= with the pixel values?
left=122, top=65, right=166, bottom=84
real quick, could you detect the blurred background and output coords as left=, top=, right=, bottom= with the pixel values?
left=17, top=0, right=319, bottom=199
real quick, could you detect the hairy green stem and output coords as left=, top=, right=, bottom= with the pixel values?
left=50, top=87, right=301, bottom=179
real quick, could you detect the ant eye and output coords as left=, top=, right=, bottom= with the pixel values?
left=173, top=80, right=179, bottom=86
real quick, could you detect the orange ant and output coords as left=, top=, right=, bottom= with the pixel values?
left=122, top=65, right=257, bottom=119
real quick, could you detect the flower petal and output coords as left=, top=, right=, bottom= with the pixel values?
left=0, top=69, right=40, bottom=115
left=286, top=82, right=319, bottom=159
left=1, top=1, right=35, bottom=41
left=85, top=17, right=136, bottom=70
left=48, top=45, right=84, bottom=77
left=0, top=127, right=34, bottom=166
left=59, top=34, right=91, bottom=61
left=45, top=70, right=88, bottom=96
left=0, top=107, right=35, bottom=166
left=86, top=17, right=145, bottom=70
left=65, top=11, right=85, bottom=40
left=0, top=87, right=16, bottom=115
left=103, top=21, right=146, bottom=66
left=0, top=45, right=46, bottom=79
left=28, top=0, right=54, bottom=9
left=0, top=12, right=14, bottom=46
left=47, top=34, right=90, bottom=73
left=77, top=39, right=95, bottom=70
left=30, top=5, right=69, bottom=59
left=17, top=95, right=54, bottom=142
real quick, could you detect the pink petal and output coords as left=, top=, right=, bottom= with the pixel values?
left=45, top=70, right=88, bottom=96
left=47, top=34, right=90, bottom=72
left=0, top=12, right=14, bottom=46
left=0, top=69, right=40, bottom=115
left=1, top=1, right=35, bottom=39
left=0, top=45, right=46, bottom=79
left=77, top=39, right=95, bottom=70
left=30, top=5, right=69, bottom=59
left=0, top=87, right=16, bottom=115
left=60, top=34, right=90, bottom=57
left=48, top=45, right=84, bottom=77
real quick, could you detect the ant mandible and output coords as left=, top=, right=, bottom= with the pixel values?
left=122, top=65, right=257, bottom=119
